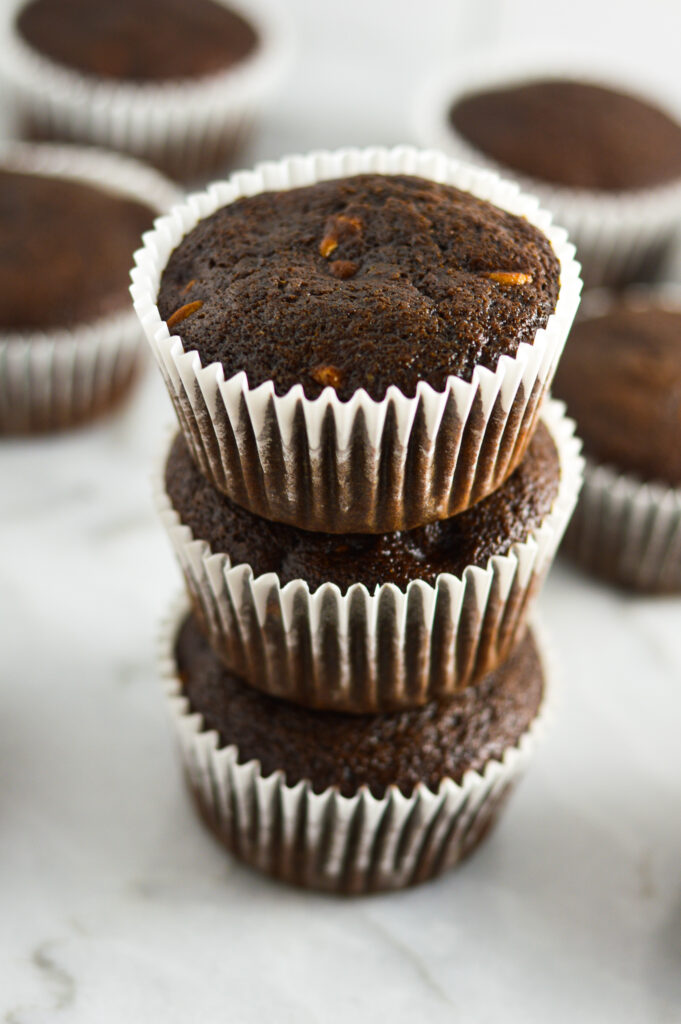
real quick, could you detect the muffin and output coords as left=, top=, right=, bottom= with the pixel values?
left=0, top=143, right=178, bottom=433
left=164, top=602, right=551, bottom=894
left=554, top=288, right=681, bottom=592
left=1, top=0, right=289, bottom=181
left=157, top=398, right=582, bottom=710
left=415, top=58, right=681, bottom=287
left=131, top=146, right=581, bottom=533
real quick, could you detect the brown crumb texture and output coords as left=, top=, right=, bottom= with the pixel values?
left=176, top=614, right=544, bottom=798
left=157, top=173, right=560, bottom=400
left=164, top=420, right=560, bottom=591
left=554, top=303, right=681, bottom=486
left=17, top=0, right=258, bottom=82
left=450, top=79, right=681, bottom=191
left=0, top=169, right=154, bottom=331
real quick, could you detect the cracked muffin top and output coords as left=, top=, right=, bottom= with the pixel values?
left=157, top=173, right=561, bottom=401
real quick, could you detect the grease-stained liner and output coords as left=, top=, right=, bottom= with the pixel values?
left=160, top=597, right=554, bottom=894
left=156, top=398, right=581, bottom=711
left=0, top=142, right=179, bottom=434
left=132, top=145, right=582, bottom=534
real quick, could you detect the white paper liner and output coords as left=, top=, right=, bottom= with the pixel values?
left=0, top=0, right=291, bottom=182
left=0, top=143, right=180, bottom=433
left=156, top=398, right=582, bottom=711
left=131, top=145, right=582, bottom=533
left=414, top=50, right=681, bottom=288
left=560, top=287, right=681, bottom=592
left=160, top=596, right=554, bottom=894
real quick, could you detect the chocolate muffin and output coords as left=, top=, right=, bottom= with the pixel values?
left=176, top=613, right=544, bottom=798
left=449, top=79, right=681, bottom=192
left=555, top=293, right=681, bottom=592
left=157, top=173, right=561, bottom=401
left=168, top=611, right=548, bottom=892
left=158, top=399, right=581, bottom=710
left=554, top=301, right=681, bottom=486
left=165, top=420, right=561, bottom=591
left=16, top=0, right=258, bottom=83
left=5, top=0, right=286, bottom=181
left=0, top=169, right=154, bottom=332
left=0, top=149, right=173, bottom=434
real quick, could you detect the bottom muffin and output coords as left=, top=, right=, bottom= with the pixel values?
left=163, top=605, right=550, bottom=894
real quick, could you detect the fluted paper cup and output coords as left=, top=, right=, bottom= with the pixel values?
left=161, top=598, right=553, bottom=894
left=414, top=51, right=681, bottom=288
left=1, top=0, right=291, bottom=182
left=0, top=143, right=179, bottom=434
left=132, top=145, right=582, bottom=533
left=156, top=398, right=581, bottom=711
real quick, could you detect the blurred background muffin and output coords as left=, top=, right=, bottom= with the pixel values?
left=554, top=287, right=681, bottom=592
left=0, top=143, right=178, bottom=433
left=1, top=0, right=290, bottom=181
left=415, top=54, right=681, bottom=288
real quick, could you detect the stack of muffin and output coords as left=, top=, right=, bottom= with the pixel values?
left=132, top=147, right=584, bottom=893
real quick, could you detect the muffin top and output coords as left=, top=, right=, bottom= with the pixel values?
left=176, top=614, right=544, bottom=798
left=553, top=300, right=681, bottom=486
left=157, top=173, right=561, bottom=400
left=165, top=419, right=560, bottom=590
left=0, top=169, right=154, bottom=331
left=16, top=0, right=258, bottom=82
left=449, top=79, right=681, bottom=191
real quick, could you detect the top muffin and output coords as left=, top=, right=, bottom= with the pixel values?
left=449, top=79, right=681, bottom=192
left=16, top=0, right=258, bottom=82
left=157, top=173, right=561, bottom=401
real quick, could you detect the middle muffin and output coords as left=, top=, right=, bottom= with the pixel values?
left=157, top=398, right=582, bottom=712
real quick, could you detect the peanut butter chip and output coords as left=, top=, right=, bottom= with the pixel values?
left=486, top=271, right=534, bottom=286
left=319, top=236, right=338, bottom=258
left=319, top=213, right=363, bottom=258
left=310, top=364, right=344, bottom=389
left=329, top=260, right=358, bottom=279
left=166, top=299, right=203, bottom=329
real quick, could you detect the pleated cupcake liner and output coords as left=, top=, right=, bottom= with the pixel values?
left=131, top=145, right=582, bottom=534
left=413, top=51, right=681, bottom=288
left=563, top=459, right=681, bottom=593
left=1, top=0, right=291, bottom=182
left=155, top=398, right=582, bottom=711
left=0, top=143, right=180, bottom=434
left=160, top=597, right=554, bottom=894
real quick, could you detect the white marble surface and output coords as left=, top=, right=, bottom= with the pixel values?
left=2, top=1, right=681, bottom=1020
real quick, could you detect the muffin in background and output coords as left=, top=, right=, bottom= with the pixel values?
left=0, top=143, right=178, bottom=434
left=1, top=0, right=290, bottom=181
left=554, top=287, right=681, bottom=592
left=164, top=603, right=552, bottom=894
left=415, top=56, right=681, bottom=288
